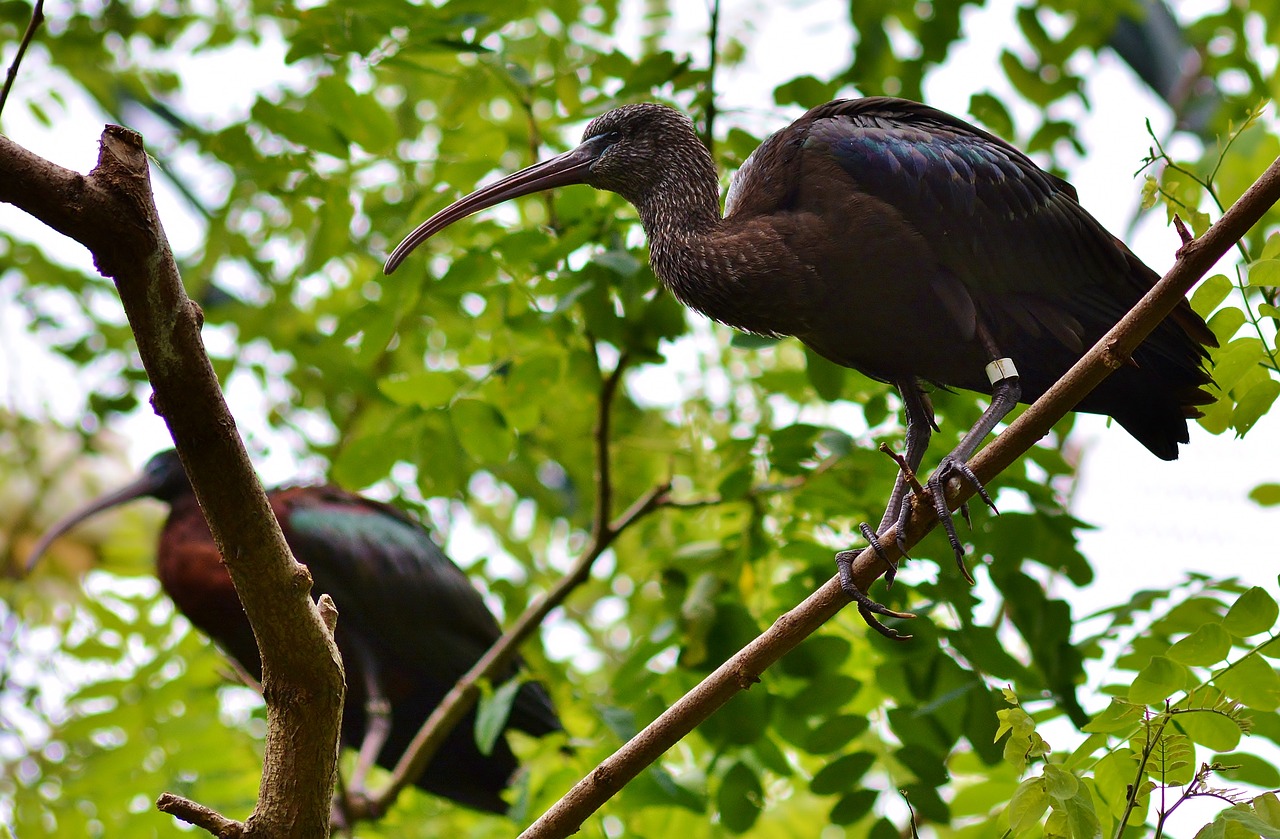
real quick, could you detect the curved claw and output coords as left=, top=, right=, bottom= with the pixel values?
left=835, top=549, right=917, bottom=641
left=857, top=523, right=904, bottom=589
left=857, top=600, right=915, bottom=640
left=926, top=455, right=1001, bottom=587
left=892, top=494, right=912, bottom=557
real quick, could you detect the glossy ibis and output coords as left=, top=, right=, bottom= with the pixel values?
left=384, top=97, right=1215, bottom=634
left=26, top=449, right=562, bottom=814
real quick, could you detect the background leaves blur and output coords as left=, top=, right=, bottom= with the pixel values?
left=2, top=0, right=1279, bottom=836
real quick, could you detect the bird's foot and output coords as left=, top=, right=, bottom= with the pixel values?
left=835, top=549, right=916, bottom=640
left=926, top=456, right=999, bottom=585
left=857, top=522, right=902, bottom=588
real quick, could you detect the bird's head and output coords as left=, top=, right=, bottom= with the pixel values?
left=384, top=103, right=702, bottom=274
left=24, top=449, right=191, bottom=574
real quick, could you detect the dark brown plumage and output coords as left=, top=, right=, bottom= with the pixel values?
left=27, top=449, right=562, bottom=814
left=384, top=97, right=1216, bottom=633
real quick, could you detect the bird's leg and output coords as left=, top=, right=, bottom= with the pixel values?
left=836, top=382, right=931, bottom=639
left=878, top=384, right=936, bottom=569
left=346, top=636, right=393, bottom=801
left=927, top=357, right=1021, bottom=583
left=853, top=383, right=936, bottom=584
left=856, top=445, right=924, bottom=583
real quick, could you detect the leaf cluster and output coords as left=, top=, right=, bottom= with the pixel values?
left=2, top=0, right=1280, bottom=837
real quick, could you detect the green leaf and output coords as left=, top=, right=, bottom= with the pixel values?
left=1065, top=732, right=1110, bottom=770
left=1208, top=307, right=1247, bottom=345
left=1045, top=806, right=1070, bottom=838
left=1214, top=752, right=1280, bottom=787
left=1129, top=656, right=1187, bottom=705
left=787, top=674, right=861, bottom=716
left=1179, top=709, right=1243, bottom=751
left=1256, top=792, right=1280, bottom=827
left=830, top=789, right=879, bottom=825
left=592, top=249, right=641, bottom=276
left=315, top=76, right=398, bottom=155
left=1234, top=378, right=1280, bottom=435
left=969, top=92, right=1015, bottom=140
left=996, top=704, right=1050, bottom=771
left=1213, top=337, right=1266, bottom=393
left=251, top=97, right=347, bottom=157
left=1168, top=623, right=1232, bottom=666
left=1262, top=233, right=1280, bottom=261
left=378, top=370, right=459, bottom=408
left=774, top=74, right=839, bottom=107
left=1008, top=776, right=1049, bottom=833
left=1215, top=653, right=1280, bottom=711
left=1250, top=483, right=1280, bottom=506
left=1190, top=273, right=1233, bottom=317
left=1083, top=699, right=1145, bottom=733
left=474, top=677, right=522, bottom=755
left=1093, top=749, right=1140, bottom=819
left=1249, top=258, right=1280, bottom=287
left=805, top=715, right=871, bottom=754
left=1061, top=785, right=1102, bottom=839
left=450, top=398, right=515, bottom=465
left=1134, top=729, right=1195, bottom=785
left=1042, top=764, right=1079, bottom=801
left=717, top=762, right=763, bottom=833
left=1212, top=809, right=1280, bottom=838
left=810, top=752, right=875, bottom=795
left=804, top=346, right=846, bottom=401
left=730, top=332, right=780, bottom=349
left=1223, top=587, right=1279, bottom=638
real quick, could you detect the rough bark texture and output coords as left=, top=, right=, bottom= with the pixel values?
left=0, top=126, right=345, bottom=838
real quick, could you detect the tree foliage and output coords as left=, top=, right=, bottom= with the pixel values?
left=1, top=0, right=1279, bottom=837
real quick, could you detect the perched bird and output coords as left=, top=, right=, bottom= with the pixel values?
left=26, top=449, right=562, bottom=814
left=384, top=97, right=1215, bottom=634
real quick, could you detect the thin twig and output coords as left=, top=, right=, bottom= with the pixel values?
left=701, top=0, right=721, bottom=154
left=156, top=793, right=243, bottom=838
left=0, top=0, right=44, bottom=119
left=516, top=153, right=1280, bottom=839
left=591, top=348, right=628, bottom=542
left=358, top=351, right=669, bottom=817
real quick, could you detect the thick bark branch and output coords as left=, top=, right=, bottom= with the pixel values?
left=517, top=157, right=1280, bottom=839
left=0, top=127, right=345, bottom=837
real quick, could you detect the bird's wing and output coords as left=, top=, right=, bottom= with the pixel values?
left=800, top=97, right=1135, bottom=301
left=275, top=486, right=505, bottom=671
left=275, top=486, right=562, bottom=735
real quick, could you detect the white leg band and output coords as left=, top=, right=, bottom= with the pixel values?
left=985, top=357, right=1019, bottom=385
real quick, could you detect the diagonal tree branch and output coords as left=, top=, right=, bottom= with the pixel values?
left=0, top=126, right=345, bottom=837
left=516, top=155, right=1280, bottom=839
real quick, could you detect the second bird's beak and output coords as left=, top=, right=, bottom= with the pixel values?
left=383, top=133, right=615, bottom=275
left=24, top=470, right=167, bottom=575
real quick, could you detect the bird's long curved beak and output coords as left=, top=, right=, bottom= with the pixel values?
left=383, top=134, right=612, bottom=275
left=24, top=471, right=167, bottom=574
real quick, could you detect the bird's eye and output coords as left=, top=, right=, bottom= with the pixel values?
left=588, top=131, right=622, bottom=168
